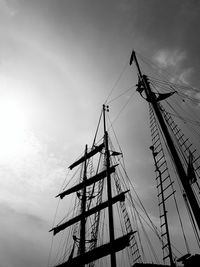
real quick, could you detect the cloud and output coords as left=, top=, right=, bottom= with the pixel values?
left=153, top=49, right=186, bottom=69
left=0, top=129, right=65, bottom=267
left=178, top=67, right=193, bottom=84
left=0, top=202, right=49, bottom=267
left=0, top=0, right=18, bottom=16
left=0, top=126, right=67, bottom=228
left=195, top=92, right=200, bottom=101
left=127, top=0, right=200, bottom=88
left=152, top=49, right=196, bottom=86
left=0, top=201, right=47, bottom=227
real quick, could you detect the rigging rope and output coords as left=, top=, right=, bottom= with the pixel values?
left=104, top=60, right=129, bottom=104
left=157, top=105, right=200, bottom=253
left=107, top=90, right=137, bottom=130
left=107, top=85, right=134, bottom=104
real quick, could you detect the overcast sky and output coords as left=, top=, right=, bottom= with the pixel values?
left=0, top=1, right=200, bottom=266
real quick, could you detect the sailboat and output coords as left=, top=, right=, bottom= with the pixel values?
left=48, top=51, right=200, bottom=267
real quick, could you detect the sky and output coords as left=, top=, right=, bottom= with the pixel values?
left=0, top=0, right=200, bottom=266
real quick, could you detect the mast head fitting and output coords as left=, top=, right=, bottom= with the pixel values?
left=103, top=104, right=109, bottom=112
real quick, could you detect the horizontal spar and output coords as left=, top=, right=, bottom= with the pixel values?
left=56, top=165, right=117, bottom=199
left=50, top=191, right=129, bottom=235
left=55, top=232, right=135, bottom=267
left=69, top=143, right=104, bottom=170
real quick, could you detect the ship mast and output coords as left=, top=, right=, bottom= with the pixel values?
left=79, top=145, right=88, bottom=264
left=103, top=104, right=117, bottom=267
left=50, top=106, right=133, bottom=267
left=130, top=50, right=200, bottom=248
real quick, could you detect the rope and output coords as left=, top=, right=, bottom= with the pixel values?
left=92, top=109, right=103, bottom=146
left=107, top=85, right=134, bottom=104
left=104, top=60, right=129, bottom=104
left=108, top=90, right=137, bottom=129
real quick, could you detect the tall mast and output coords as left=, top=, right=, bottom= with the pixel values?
left=103, top=104, right=117, bottom=267
left=79, top=144, right=88, bottom=264
left=131, top=50, right=200, bottom=233
left=50, top=107, right=133, bottom=267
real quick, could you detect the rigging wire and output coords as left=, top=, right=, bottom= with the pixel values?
left=107, top=85, right=134, bottom=104
left=165, top=111, right=200, bottom=127
left=151, top=107, right=191, bottom=254
left=149, top=76, right=200, bottom=94
left=107, top=122, right=172, bottom=262
left=155, top=107, right=200, bottom=252
left=92, top=110, right=103, bottom=147
left=148, top=72, right=200, bottom=157
left=107, top=90, right=137, bottom=130
left=184, top=193, right=200, bottom=249
left=136, top=52, right=177, bottom=82
left=62, top=164, right=82, bottom=191
left=148, top=110, right=189, bottom=258
left=149, top=78, right=200, bottom=142
left=136, top=51, right=200, bottom=97
left=104, top=60, right=129, bottom=104
left=55, top=193, right=79, bottom=265
left=114, top=135, right=185, bottom=259
left=149, top=76, right=194, bottom=91
left=166, top=93, right=200, bottom=124
left=115, top=194, right=133, bottom=265
left=135, top=207, right=159, bottom=264
left=47, top=167, right=72, bottom=267
left=49, top=49, right=200, bottom=267
left=160, top=90, right=200, bottom=145
left=148, top=76, right=200, bottom=125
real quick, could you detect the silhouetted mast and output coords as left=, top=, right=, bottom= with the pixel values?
left=50, top=105, right=132, bottom=267
left=79, top=145, right=88, bottom=265
left=49, top=49, right=200, bottom=267
left=130, top=50, right=200, bottom=234
left=103, top=104, right=117, bottom=267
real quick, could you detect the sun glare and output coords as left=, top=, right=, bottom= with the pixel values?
left=0, top=96, right=35, bottom=163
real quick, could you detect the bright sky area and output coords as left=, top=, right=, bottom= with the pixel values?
left=0, top=1, right=200, bottom=266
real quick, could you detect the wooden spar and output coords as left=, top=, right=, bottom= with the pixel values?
left=50, top=191, right=128, bottom=235
left=69, top=143, right=104, bottom=170
left=56, top=165, right=118, bottom=199
left=51, top=100, right=138, bottom=266
left=54, top=232, right=134, bottom=267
